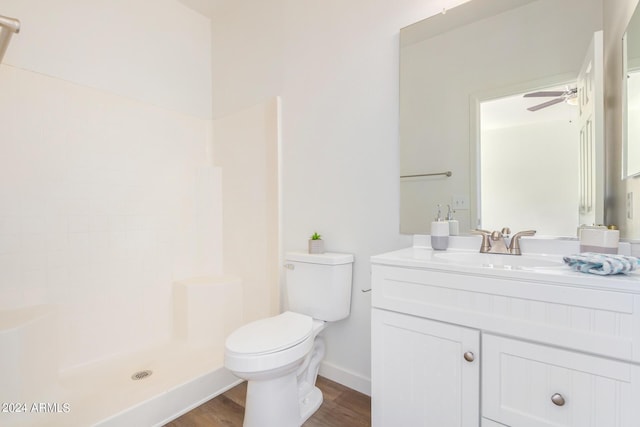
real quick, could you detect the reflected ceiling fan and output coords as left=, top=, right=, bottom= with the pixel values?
left=523, top=87, right=578, bottom=111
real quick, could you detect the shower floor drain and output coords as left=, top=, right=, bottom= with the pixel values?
left=131, top=370, right=153, bottom=381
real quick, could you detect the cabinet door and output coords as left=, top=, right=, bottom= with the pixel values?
left=483, top=334, right=640, bottom=427
left=372, top=308, right=480, bottom=427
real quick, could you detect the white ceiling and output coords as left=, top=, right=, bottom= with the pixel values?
left=482, top=84, right=578, bottom=130
left=176, top=0, right=231, bottom=18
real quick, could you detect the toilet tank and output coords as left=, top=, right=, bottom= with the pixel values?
left=284, top=251, right=354, bottom=321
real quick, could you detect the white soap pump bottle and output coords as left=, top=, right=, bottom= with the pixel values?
left=431, top=204, right=449, bottom=250
left=446, top=204, right=459, bottom=236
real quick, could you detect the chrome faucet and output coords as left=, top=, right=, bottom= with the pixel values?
left=472, top=228, right=536, bottom=255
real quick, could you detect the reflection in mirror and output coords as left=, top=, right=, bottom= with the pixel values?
left=399, top=0, right=604, bottom=235
left=624, top=2, right=640, bottom=178
left=480, top=84, right=579, bottom=236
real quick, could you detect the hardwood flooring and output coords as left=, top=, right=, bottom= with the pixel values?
left=165, top=376, right=371, bottom=427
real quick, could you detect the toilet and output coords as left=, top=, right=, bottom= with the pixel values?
left=224, top=251, right=354, bottom=427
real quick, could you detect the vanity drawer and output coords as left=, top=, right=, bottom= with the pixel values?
left=371, top=264, right=640, bottom=362
left=482, top=334, right=640, bottom=427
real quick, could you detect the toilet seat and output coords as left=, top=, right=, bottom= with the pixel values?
left=224, top=312, right=316, bottom=373
left=226, top=311, right=313, bottom=356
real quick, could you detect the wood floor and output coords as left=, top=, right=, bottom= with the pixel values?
left=165, top=376, right=371, bottom=427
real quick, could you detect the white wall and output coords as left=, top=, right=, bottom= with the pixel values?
left=2, top=0, right=212, bottom=119
left=210, top=0, right=285, bottom=119
left=0, top=0, right=216, bottom=369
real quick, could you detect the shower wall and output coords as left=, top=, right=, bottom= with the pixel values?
left=0, top=0, right=217, bottom=370
left=212, top=98, right=281, bottom=324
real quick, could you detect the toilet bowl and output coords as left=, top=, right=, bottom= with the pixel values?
left=224, top=251, right=354, bottom=427
left=225, top=311, right=318, bottom=376
left=225, top=312, right=327, bottom=426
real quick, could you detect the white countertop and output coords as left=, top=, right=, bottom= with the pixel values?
left=371, top=246, right=640, bottom=294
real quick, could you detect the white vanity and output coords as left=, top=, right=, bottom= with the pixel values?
left=371, top=243, right=640, bottom=427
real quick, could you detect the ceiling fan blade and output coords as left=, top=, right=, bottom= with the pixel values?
left=524, top=91, right=566, bottom=98
left=527, top=97, right=564, bottom=111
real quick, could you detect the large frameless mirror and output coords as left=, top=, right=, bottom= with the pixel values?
left=623, top=2, right=640, bottom=178
left=399, top=0, right=604, bottom=235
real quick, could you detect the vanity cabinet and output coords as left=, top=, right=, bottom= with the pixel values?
left=370, top=254, right=640, bottom=427
left=371, top=309, right=479, bottom=426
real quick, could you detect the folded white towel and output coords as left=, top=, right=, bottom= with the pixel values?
left=563, top=253, right=639, bottom=275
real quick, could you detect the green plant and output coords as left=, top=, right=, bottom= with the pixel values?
left=310, top=232, right=322, bottom=240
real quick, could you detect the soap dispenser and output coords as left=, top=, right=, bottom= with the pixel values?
left=446, top=204, right=459, bottom=236
left=431, top=204, right=449, bottom=250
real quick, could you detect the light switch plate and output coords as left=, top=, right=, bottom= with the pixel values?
left=451, top=194, right=469, bottom=210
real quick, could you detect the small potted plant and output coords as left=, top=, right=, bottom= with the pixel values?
left=308, top=232, right=325, bottom=254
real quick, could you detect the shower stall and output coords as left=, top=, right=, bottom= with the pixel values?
left=0, top=3, right=280, bottom=425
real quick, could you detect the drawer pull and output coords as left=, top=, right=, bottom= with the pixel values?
left=551, top=393, right=566, bottom=406
left=463, top=351, right=475, bottom=362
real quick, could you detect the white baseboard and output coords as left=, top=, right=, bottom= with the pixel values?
left=319, top=361, right=371, bottom=396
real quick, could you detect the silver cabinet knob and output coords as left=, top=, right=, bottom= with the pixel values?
left=463, top=351, right=475, bottom=362
left=551, top=393, right=566, bottom=406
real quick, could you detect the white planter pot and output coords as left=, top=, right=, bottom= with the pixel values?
left=308, top=239, right=325, bottom=254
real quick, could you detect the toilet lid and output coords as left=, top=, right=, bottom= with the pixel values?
left=226, top=311, right=313, bottom=355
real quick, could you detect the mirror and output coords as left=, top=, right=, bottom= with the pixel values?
left=623, top=2, right=640, bottom=178
left=399, top=0, right=604, bottom=235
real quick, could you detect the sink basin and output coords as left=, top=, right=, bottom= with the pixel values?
left=432, top=251, right=564, bottom=269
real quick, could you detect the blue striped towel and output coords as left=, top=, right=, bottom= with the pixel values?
left=563, top=253, right=640, bottom=275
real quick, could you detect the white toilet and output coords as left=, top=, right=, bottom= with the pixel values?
left=224, top=251, right=354, bottom=427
